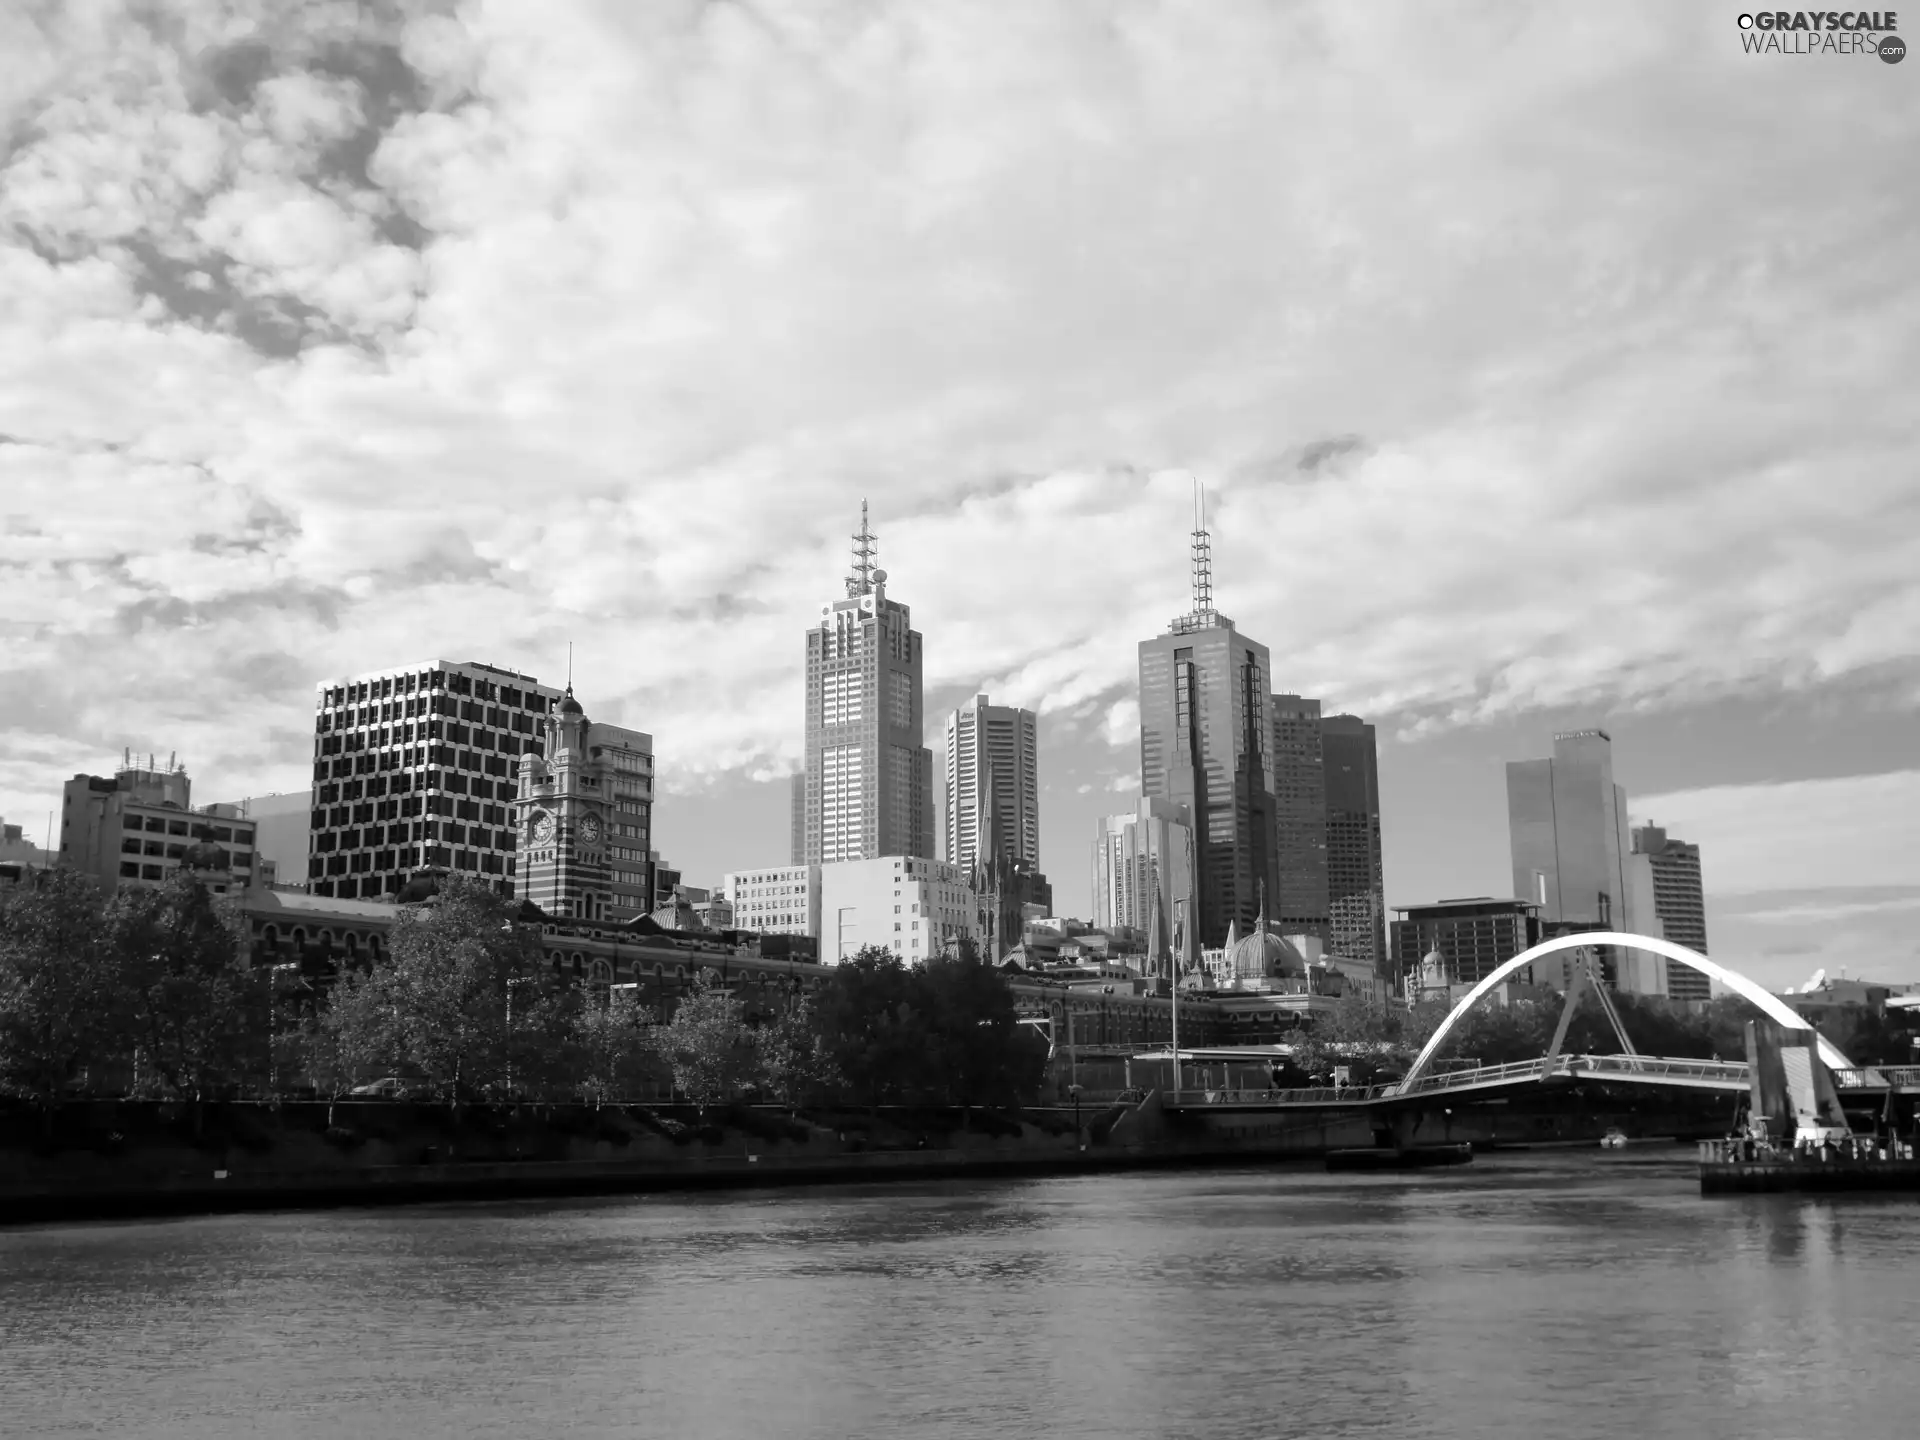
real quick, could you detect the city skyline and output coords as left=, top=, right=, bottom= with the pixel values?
left=2, top=4, right=1915, bottom=991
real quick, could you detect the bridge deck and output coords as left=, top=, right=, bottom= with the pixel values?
left=1158, top=1059, right=1920, bottom=1112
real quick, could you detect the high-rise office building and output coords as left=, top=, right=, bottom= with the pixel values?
left=1390, top=897, right=1542, bottom=988
left=1270, top=694, right=1330, bottom=942
left=942, top=693, right=1039, bottom=876
left=511, top=685, right=655, bottom=923
left=58, top=755, right=256, bottom=897
left=794, top=505, right=934, bottom=867
left=1506, top=729, right=1635, bottom=932
left=1092, top=798, right=1194, bottom=940
left=1631, top=823, right=1711, bottom=1003
left=1322, top=713, right=1386, bottom=974
left=1137, top=499, right=1278, bottom=949
left=309, top=659, right=563, bottom=900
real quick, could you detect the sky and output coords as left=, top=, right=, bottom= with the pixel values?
left=1, top=1, right=1915, bottom=992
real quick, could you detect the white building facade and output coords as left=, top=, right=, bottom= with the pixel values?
left=1092, top=798, right=1194, bottom=939
left=819, top=855, right=983, bottom=963
left=941, top=693, right=1039, bottom=875
left=723, top=864, right=820, bottom=937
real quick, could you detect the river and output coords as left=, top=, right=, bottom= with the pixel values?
left=1, top=1147, right=1914, bottom=1439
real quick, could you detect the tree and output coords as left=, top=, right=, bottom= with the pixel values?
left=102, top=874, right=263, bottom=1099
left=301, top=966, right=405, bottom=1118
left=916, top=951, right=1046, bottom=1106
left=0, top=869, right=121, bottom=1111
left=573, top=986, right=658, bottom=1107
left=1292, top=993, right=1453, bottom=1081
left=754, top=994, right=840, bottom=1112
left=655, top=968, right=759, bottom=1113
left=806, top=945, right=1046, bottom=1107
left=312, top=876, right=557, bottom=1105
left=808, top=946, right=931, bottom=1106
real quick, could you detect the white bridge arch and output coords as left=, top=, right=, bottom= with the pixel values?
left=1399, top=931, right=1852, bottom=1089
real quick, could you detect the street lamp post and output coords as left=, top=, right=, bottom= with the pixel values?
left=505, top=975, right=534, bottom=1100
left=1069, top=1083, right=1083, bottom=1152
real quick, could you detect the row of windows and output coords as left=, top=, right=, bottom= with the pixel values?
left=118, top=812, right=254, bottom=845
left=320, top=670, right=550, bottom=711
left=120, top=838, right=251, bottom=865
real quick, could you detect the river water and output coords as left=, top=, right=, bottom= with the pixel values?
left=2, top=1148, right=1915, bottom=1439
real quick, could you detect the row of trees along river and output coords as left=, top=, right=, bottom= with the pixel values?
left=0, top=871, right=1047, bottom=1114
left=1, top=870, right=1895, bottom=1116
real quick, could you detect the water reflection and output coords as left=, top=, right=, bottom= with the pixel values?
left=3, top=1152, right=1917, bottom=1440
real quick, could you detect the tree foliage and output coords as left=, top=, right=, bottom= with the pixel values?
left=753, top=993, right=840, bottom=1111
left=306, top=875, right=571, bottom=1103
left=0, top=869, right=122, bottom=1105
left=806, top=946, right=1046, bottom=1106
left=574, top=986, right=659, bottom=1107
left=102, top=874, right=262, bottom=1099
left=655, top=968, right=757, bottom=1112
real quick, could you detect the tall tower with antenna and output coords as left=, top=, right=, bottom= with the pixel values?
left=1134, top=478, right=1279, bottom=952
left=795, top=502, right=934, bottom=871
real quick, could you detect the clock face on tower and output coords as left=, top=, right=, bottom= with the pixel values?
left=579, top=813, right=603, bottom=845
left=530, top=810, right=555, bottom=845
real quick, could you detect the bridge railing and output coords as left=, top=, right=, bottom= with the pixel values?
left=1384, top=1057, right=1549, bottom=1098
left=1832, top=1066, right=1920, bottom=1090
left=1566, top=1055, right=1749, bottom=1083
left=1383, top=1053, right=1752, bottom=1098
left=1166, top=1085, right=1389, bottom=1107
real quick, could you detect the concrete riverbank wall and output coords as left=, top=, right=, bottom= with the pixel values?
left=0, top=1093, right=1729, bottom=1226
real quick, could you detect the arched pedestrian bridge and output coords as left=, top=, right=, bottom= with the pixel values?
left=1162, top=933, right=1919, bottom=1112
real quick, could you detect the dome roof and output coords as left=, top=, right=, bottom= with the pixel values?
left=557, top=687, right=584, bottom=716
left=647, top=899, right=709, bottom=933
left=1226, top=924, right=1307, bottom=979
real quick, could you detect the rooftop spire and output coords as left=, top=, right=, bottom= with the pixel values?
left=1191, top=478, right=1214, bottom=618
left=1168, top=475, right=1233, bottom=634
left=847, top=499, right=877, bottom=597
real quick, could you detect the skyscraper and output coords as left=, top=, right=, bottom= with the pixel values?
left=794, top=505, right=934, bottom=867
left=511, top=685, right=654, bottom=923
left=1092, top=797, right=1194, bottom=939
left=1631, top=822, right=1711, bottom=1003
left=1270, top=693, right=1330, bottom=942
left=1322, top=713, right=1386, bottom=974
left=309, top=659, right=562, bottom=900
left=942, top=693, right=1039, bottom=875
left=1137, top=495, right=1279, bottom=949
left=1507, top=729, right=1635, bottom=932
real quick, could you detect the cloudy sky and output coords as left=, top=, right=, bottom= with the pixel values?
left=2, top=1, right=1915, bottom=990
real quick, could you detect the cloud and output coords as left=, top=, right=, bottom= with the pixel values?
left=1721, top=890, right=1920, bottom=928
left=1633, top=772, right=1920, bottom=896
left=1, top=0, right=1918, bottom=844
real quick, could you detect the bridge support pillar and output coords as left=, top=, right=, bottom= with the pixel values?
left=1387, top=1111, right=1424, bottom=1148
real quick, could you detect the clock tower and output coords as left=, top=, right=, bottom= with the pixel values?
left=512, top=684, right=619, bottom=921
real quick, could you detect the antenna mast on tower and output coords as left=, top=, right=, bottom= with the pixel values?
left=848, top=500, right=877, bottom=596
left=1170, top=475, right=1232, bottom=634
left=1190, top=479, right=1214, bottom=619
